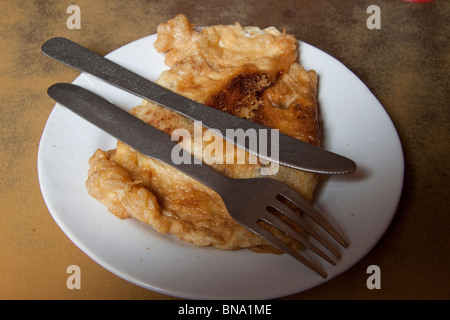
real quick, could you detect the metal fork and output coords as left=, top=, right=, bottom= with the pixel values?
left=210, top=177, right=348, bottom=278
left=48, top=83, right=349, bottom=278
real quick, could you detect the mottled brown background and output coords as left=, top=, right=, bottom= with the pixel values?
left=1, top=0, right=448, bottom=300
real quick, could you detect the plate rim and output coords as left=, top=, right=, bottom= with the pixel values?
left=37, top=34, right=405, bottom=299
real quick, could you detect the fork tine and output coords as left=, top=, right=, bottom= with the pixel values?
left=278, top=188, right=349, bottom=248
left=268, top=201, right=341, bottom=259
left=259, top=211, right=337, bottom=266
left=251, top=223, right=328, bottom=278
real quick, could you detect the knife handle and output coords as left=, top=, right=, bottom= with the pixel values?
left=41, top=37, right=232, bottom=132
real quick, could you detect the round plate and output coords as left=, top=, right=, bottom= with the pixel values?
left=38, top=35, right=404, bottom=299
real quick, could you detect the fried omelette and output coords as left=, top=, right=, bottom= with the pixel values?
left=86, top=14, right=320, bottom=253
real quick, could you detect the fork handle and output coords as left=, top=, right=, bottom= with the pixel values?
left=47, top=83, right=231, bottom=193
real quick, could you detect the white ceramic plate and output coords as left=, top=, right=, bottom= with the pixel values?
left=38, top=35, right=404, bottom=300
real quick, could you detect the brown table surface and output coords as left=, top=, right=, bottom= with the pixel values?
left=1, top=0, right=449, bottom=300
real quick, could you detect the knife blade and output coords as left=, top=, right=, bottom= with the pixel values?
left=42, top=37, right=356, bottom=174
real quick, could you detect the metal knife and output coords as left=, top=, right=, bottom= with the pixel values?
left=42, top=37, right=356, bottom=174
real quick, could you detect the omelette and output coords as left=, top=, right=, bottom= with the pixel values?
left=86, top=14, right=320, bottom=253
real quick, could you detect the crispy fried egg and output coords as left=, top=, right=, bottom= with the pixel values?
left=86, top=14, right=320, bottom=253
